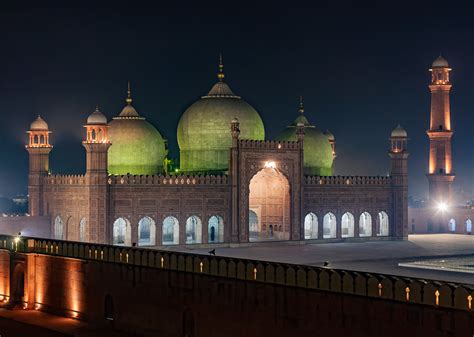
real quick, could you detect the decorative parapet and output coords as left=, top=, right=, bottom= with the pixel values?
left=43, top=174, right=86, bottom=185
left=305, top=175, right=392, bottom=186
left=107, top=174, right=229, bottom=186
left=2, top=234, right=473, bottom=312
left=239, top=139, right=300, bottom=150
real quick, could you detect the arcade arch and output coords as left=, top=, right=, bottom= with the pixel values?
left=249, top=167, right=290, bottom=241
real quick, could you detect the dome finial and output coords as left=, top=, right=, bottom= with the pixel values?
left=95, top=104, right=100, bottom=112
left=298, top=96, right=304, bottom=114
left=126, top=81, right=133, bottom=105
left=217, top=53, right=225, bottom=82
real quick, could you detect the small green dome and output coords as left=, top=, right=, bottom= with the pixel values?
left=108, top=95, right=167, bottom=175
left=177, top=63, right=264, bottom=173
left=277, top=101, right=333, bottom=176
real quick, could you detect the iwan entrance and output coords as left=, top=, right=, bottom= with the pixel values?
left=249, top=166, right=290, bottom=241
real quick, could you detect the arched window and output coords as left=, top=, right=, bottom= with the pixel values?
left=341, top=212, right=354, bottom=238
left=34, top=134, right=39, bottom=145
left=138, top=216, right=156, bottom=246
left=113, top=217, right=131, bottom=246
left=162, top=216, right=179, bottom=245
left=79, top=217, right=86, bottom=242
left=378, top=211, right=389, bottom=236
left=39, top=134, right=45, bottom=145
left=186, top=216, right=202, bottom=244
left=104, top=294, right=114, bottom=321
left=466, top=219, right=472, bottom=233
left=91, top=129, right=96, bottom=140
left=249, top=210, right=259, bottom=235
left=449, top=218, right=456, bottom=232
left=359, top=212, right=372, bottom=237
left=208, top=215, right=224, bottom=243
left=323, top=212, right=336, bottom=239
left=304, top=213, right=318, bottom=239
left=54, top=216, right=63, bottom=240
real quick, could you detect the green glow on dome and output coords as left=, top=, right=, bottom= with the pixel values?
left=177, top=82, right=265, bottom=172
left=277, top=113, right=333, bottom=176
left=108, top=109, right=167, bottom=175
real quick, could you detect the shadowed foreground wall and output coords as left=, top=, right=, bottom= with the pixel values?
left=1, top=246, right=473, bottom=337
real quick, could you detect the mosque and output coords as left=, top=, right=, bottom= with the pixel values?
left=23, top=58, right=408, bottom=246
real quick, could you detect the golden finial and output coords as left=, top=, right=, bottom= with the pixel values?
left=217, top=53, right=225, bottom=82
left=298, top=96, right=304, bottom=114
left=95, top=104, right=100, bottom=112
left=126, top=81, right=132, bottom=105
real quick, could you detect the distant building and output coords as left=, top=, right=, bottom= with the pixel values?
left=18, top=58, right=408, bottom=246
left=409, top=57, right=473, bottom=234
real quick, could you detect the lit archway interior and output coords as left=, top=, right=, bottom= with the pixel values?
left=249, top=167, right=290, bottom=241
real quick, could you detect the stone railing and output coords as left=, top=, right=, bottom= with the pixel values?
left=43, top=174, right=86, bottom=185
left=1, top=235, right=472, bottom=312
left=107, top=174, right=229, bottom=186
left=305, top=175, right=392, bottom=186
left=239, top=139, right=300, bottom=150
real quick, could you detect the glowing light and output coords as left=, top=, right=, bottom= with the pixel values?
left=437, top=202, right=448, bottom=212
left=435, top=289, right=440, bottom=306
left=405, top=287, right=410, bottom=301
left=264, top=161, right=276, bottom=169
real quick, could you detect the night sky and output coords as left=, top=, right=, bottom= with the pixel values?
left=1, top=3, right=474, bottom=199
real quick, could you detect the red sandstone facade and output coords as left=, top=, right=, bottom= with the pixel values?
left=22, top=115, right=409, bottom=246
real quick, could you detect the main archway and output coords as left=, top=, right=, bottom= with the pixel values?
left=249, top=167, right=290, bottom=241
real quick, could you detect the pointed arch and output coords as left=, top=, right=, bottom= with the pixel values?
left=79, top=217, right=86, bottom=242
left=341, top=212, right=354, bottom=238
left=323, top=212, right=336, bottom=239
left=466, top=219, right=472, bottom=233
left=54, top=216, right=64, bottom=240
left=304, top=212, right=318, bottom=239
left=359, top=211, right=372, bottom=237
left=112, top=217, right=131, bottom=246
left=138, top=216, right=156, bottom=246
left=449, top=218, right=456, bottom=232
left=208, top=215, right=224, bottom=243
left=163, top=216, right=179, bottom=245
left=186, top=216, right=202, bottom=244
left=377, top=211, right=389, bottom=236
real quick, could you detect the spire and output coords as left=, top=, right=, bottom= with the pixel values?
left=95, top=104, right=100, bottom=112
left=217, top=53, right=225, bottom=82
left=298, top=96, right=304, bottom=114
left=126, top=81, right=132, bottom=105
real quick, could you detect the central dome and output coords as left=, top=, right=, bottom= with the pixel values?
left=277, top=99, right=333, bottom=176
left=177, top=60, right=265, bottom=173
left=108, top=88, right=167, bottom=175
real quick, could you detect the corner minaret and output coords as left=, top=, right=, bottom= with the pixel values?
left=389, top=125, right=409, bottom=239
left=26, top=116, right=52, bottom=216
left=427, top=56, right=455, bottom=204
left=83, top=106, right=111, bottom=243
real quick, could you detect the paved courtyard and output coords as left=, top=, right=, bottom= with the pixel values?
left=168, top=234, right=474, bottom=285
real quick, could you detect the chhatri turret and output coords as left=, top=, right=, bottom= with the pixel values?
left=26, top=116, right=53, bottom=216
left=83, top=105, right=111, bottom=175
left=426, top=56, right=455, bottom=204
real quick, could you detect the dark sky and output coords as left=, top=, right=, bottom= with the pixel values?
left=1, top=3, right=474, bottom=198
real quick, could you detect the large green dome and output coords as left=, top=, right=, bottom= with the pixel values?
left=108, top=93, right=167, bottom=175
left=277, top=101, right=333, bottom=176
left=177, top=64, right=264, bottom=173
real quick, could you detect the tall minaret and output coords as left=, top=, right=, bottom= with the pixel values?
left=83, top=106, right=111, bottom=243
left=426, top=56, right=455, bottom=204
left=26, top=116, right=52, bottom=216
